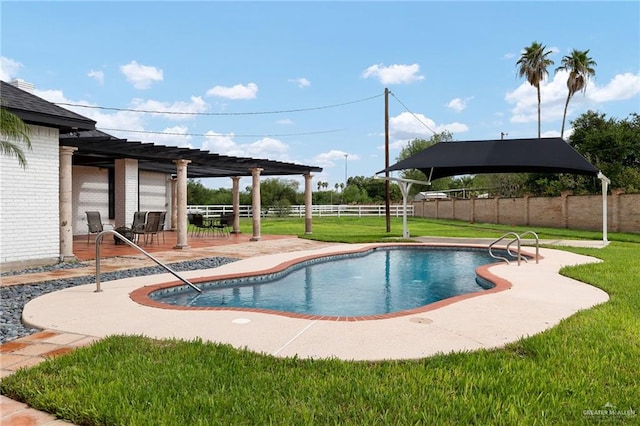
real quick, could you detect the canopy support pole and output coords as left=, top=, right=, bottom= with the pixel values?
left=375, top=174, right=429, bottom=238
left=598, top=172, right=610, bottom=245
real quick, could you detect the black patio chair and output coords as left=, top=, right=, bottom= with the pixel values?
left=212, top=213, right=234, bottom=237
left=188, top=213, right=211, bottom=237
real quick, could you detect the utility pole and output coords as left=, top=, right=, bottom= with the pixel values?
left=385, top=88, right=391, bottom=233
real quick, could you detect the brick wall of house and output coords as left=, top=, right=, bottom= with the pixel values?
left=73, top=165, right=111, bottom=235
left=413, top=191, right=640, bottom=233
left=0, top=125, right=60, bottom=266
left=139, top=171, right=171, bottom=229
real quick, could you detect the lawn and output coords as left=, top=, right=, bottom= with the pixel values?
left=1, top=218, right=639, bottom=424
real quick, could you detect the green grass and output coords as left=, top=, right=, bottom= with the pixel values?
left=2, top=218, right=639, bottom=424
left=245, top=216, right=640, bottom=244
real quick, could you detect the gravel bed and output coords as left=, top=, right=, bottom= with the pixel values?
left=0, top=257, right=239, bottom=344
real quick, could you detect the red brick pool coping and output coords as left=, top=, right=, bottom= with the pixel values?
left=130, top=243, right=539, bottom=321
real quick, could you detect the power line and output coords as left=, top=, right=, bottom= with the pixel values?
left=55, top=93, right=384, bottom=116
left=97, top=127, right=346, bottom=138
left=389, top=92, right=438, bottom=136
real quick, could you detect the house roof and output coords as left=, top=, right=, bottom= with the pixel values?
left=379, top=137, right=598, bottom=181
left=2, top=81, right=322, bottom=178
left=1, top=80, right=96, bottom=133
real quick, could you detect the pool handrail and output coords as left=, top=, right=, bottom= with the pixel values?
left=94, top=229, right=201, bottom=293
left=489, top=230, right=540, bottom=266
left=489, top=232, right=521, bottom=265
left=508, top=231, right=539, bottom=264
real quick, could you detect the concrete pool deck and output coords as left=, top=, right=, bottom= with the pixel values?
left=0, top=237, right=610, bottom=425
left=19, top=239, right=609, bottom=361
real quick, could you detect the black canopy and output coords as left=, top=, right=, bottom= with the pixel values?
left=380, top=137, right=599, bottom=181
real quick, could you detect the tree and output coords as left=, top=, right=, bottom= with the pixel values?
left=569, top=111, right=640, bottom=192
left=259, top=178, right=300, bottom=215
left=555, top=49, right=597, bottom=139
left=522, top=111, right=640, bottom=195
left=517, top=41, right=554, bottom=138
left=396, top=131, right=454, bottom=196
left=0, top=106, right=32, bottom=168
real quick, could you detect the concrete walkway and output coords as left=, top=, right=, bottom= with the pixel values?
left=0, top=237, right=610, bottom=424
left=20, top=240, right=608, bottom=360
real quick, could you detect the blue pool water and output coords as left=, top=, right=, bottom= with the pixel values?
left=150, top=247, right=497, bottom=317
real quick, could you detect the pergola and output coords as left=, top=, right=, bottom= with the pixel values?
left=61, top=129, right=322, bottom=179
left=60, top=129, right=323, bottom=246
left=2, top=79, right=323, bottom=261
left=378, top=138, right=609, bottom=243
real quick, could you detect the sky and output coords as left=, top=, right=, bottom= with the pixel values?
left=2, top=1, right=639, bottom=190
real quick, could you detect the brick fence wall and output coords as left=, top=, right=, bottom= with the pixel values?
left=413, top=190, right=640, bottom=233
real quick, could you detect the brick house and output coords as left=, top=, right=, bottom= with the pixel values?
left=1, top=80, right=321, bottom=269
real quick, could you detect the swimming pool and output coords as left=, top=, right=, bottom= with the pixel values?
left=149, top=247, right=497, bottom=317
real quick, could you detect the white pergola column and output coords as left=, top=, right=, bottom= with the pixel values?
left=250, top=168, right=263, bottom=241
left=170, top=176, right=178, bottom=230
left=304, top=172, right=313, bottom=234
left=114, top=158, right=138, bottom=228
left=231, top=176, right=241, bottom=234
left=173, top=159, right=191, bottom=249
left=59, top=146, right=78, bottom=261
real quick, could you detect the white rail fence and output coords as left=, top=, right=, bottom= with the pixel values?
left=187, top=204, right=414, bottom=219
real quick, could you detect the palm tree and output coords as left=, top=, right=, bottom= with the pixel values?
left=517, top=41, right=555, bottom=138
left=555, top=49, right=597, bottom=139
left=1, top=106, right=32, bottom=168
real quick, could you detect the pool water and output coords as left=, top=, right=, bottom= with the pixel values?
left=151, top=247, right=497, bottom=317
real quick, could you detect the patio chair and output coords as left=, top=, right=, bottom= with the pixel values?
left=134, top=211, right=163, bottom=245
left=131, top=211, right=148, bottom=244
left=85, top=211, right=113, bottom=243
left=157, top=211, right=167, bottom=243
left=188, top=213, right=210, bottom=237
left=212, top=213, right=234, bottom=237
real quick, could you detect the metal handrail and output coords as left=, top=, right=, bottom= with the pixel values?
left=510, top=231, right=539, bottom=264
left=94, top=230, right=201, bottom=293
left=489, top=232, right=521, bottom=265
left=489, top=230, right=540, bottom=266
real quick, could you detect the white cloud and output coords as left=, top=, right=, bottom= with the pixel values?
left=202, top=131, right=237, bottom=153
left=312, top=150, right=360, bottom=168
left=202, top=132, right=291, bottom=161
left=87, top=70, right=104, bottom=85
left=542, top=129, right=560, bottom=138
left=129, top=96, right=208, bottom=121
left=276, top=118, right=294, bottom=125
left=151, top=125, right=193, bottom=147
left=589, top=72, right=640, bottom=102
left=362, top=63, right=424, bottom=85
left=389, top=112, right=469, bottom=141
left=446, top=97, right=473, bottom=112
left=0, top=56, right=22, bottom=81
left=506, top=71, right=640, bottom=125
left=35, top=88, right=150, bottom=141
left=289, top=77, right=310, bottom=88
left=120, top=61, right=163, bottom=89
left=206, top=82, right=258, bottom=100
